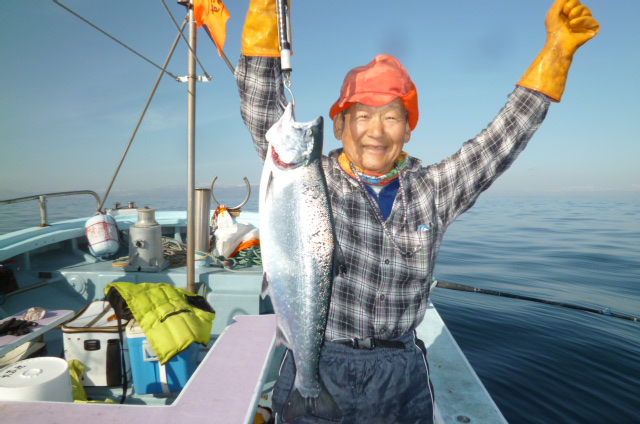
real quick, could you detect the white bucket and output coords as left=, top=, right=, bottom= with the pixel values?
left=0, top=357, right=73, bottom=402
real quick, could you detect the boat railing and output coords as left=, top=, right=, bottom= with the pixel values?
left=0, top=190, right=101, bottom=227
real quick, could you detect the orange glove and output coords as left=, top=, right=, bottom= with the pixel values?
left=241, top=0, right=280, bottom=57
left=517, top=0, right=600, bottom=102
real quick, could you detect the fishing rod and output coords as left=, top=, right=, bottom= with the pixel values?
left=434, top=280, right=639, bottom=322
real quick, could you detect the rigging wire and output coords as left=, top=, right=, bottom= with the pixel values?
left=201, top=26, right=236, bottom=74
left=161, top=0, right=216, bottom=79
left=53, top=0, right=180, bottom=80
left=98, top=17, right=188, bottom=212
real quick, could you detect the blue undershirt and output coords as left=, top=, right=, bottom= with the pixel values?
left=364, top=178, right=400, bottom=221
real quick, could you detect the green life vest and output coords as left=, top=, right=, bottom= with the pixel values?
left=105, top=282, right=215, bottom=364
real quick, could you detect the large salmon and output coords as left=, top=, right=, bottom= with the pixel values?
left=260, top=103, right=342, bottom=422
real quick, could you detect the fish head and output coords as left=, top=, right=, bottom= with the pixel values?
left=266, top=103, right=324, bottom=169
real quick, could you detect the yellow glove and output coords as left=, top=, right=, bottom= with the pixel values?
left=517, top=0, right=600, bottom=102
left=242, top=0, right=280, bottom=57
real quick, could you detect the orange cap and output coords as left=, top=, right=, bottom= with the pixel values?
left=329, top=54, right=419, bottom=130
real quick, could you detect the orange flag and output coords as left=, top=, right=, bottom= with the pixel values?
left=194, top=0, right=231, bottom=55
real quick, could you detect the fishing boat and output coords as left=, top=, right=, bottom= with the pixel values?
left=1, top=1, right=508, bottom=422
left=0, top=205, right=508, bottom=423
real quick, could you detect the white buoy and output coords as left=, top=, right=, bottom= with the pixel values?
left=85, top=213, right=120, bottom=257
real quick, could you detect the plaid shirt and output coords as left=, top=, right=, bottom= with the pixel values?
left=236, top=56, right=550, bottom=341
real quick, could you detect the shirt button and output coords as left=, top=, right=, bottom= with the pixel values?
left=380, top=294, right=386, bottom=301
left=384, top=259, right=390, bottom=265
left=379, top=327, right=388, bottom=334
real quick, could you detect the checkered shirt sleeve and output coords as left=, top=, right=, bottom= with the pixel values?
left=429, top=86, right=550, bottom=227
left=235, top=56, right=287, bottom=161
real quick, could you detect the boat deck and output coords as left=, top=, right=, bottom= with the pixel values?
left=0, top=211, right=507, bottom=423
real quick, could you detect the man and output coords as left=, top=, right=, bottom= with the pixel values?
left=236, top=1, right=599, bottom=423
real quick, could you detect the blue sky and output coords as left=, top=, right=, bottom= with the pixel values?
left=1, top=0, right=638, bottom=202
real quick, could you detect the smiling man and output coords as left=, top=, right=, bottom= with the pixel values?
left=236, top=1, right=599, bottom=423
left=330, top=55, right=416, bottom=176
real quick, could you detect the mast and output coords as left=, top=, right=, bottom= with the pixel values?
left=186, top=0, right=197, bottom=293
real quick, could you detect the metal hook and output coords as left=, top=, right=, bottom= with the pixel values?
left=284, top=73, right=295, bottom=107
left=210, top=176, right=252, bottom=214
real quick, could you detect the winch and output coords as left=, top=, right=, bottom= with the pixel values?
left=125, top=208, right=168, bottom=272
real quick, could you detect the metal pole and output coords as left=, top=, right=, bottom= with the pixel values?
left=194, top=188, right=212, bottom=253
left=186, top=2, right=197, bottom=294
left=38, top=195, right=48, bottom=227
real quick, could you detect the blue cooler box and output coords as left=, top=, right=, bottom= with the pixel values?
left=125, top=321, right=199, bottom=395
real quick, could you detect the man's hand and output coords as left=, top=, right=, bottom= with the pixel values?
left=517, top=0, right=600, bottom=102
left=546, top=0, right=600, bottom=53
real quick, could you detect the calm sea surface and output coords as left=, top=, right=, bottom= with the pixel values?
left=1, top=195, right=638, bottom=423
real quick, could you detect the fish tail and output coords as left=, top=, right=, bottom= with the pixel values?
left=312, top=381, right=342, bottom=422
left=282, top=380, right=342, bottom=423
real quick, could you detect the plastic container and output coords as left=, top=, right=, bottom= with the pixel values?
left=85, top=213, right=120, bottom=257
left=0, top=357, right=73, bottom=402
left=62, top=301, right=126, bottom=386
left=125, top=320, right=199, bottom=395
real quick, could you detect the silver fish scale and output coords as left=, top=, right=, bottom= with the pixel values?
left=261, top=153, right=334, bottom=399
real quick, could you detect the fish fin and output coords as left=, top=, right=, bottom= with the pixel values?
left=276, top=325, right=291, bottom=349
left=333, top=240, right=347, bottom=277
left=282, top=381, right=342, bottom=423
left=264, top=171, right=274, bottom=202
left=261, top=273, right=269, bottom=300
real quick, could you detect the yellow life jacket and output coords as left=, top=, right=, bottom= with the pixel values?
left=105, top=282, right=215, bottom=364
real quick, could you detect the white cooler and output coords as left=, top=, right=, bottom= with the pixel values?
left=62, top=300, right=128, bottom=386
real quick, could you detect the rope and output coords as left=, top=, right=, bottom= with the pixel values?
left=212, top=246, right=263, bottom=273
left=111, top=231, right=262, bottom=273
left=230, top=246, right=263, bottom=267
left=162, top=237, right=210, bottom=266
left=111, top=236, right=210, bottom=268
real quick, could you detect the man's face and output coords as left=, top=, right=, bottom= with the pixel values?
left=334, top=98, right=412, bottom=174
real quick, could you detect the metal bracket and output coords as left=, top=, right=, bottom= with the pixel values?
left=176, top=76, right=213, bottom=83
left=210, top=176, right=252, bottom=215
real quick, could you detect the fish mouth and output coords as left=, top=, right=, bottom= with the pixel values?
left=271, top=146, right=302, bottom=169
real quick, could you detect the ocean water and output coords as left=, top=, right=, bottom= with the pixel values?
left=1, top=195, right=638, bottom=423
left=432, top=198, right=640, bottom=424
